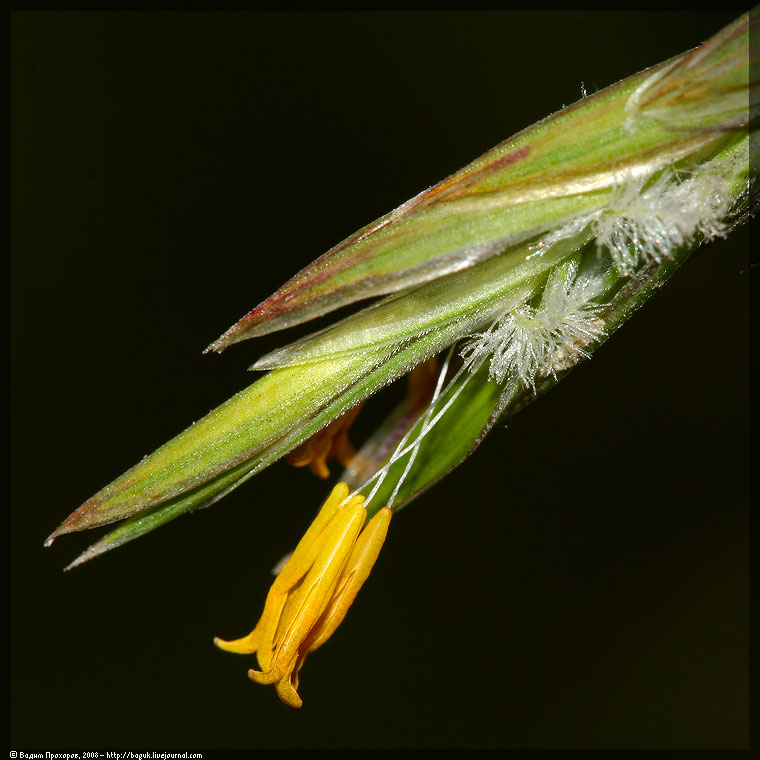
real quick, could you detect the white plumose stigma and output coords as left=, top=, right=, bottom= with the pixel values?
left=461, top=259, right=608, bottom=390
left=592, top=160, right=734, bottom=274
left=538, top=149, right=740, bottom=276
left=459, top=145, right=743, bottom=392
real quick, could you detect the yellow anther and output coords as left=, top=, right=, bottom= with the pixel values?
left=291, top=507, right=392, bottom=685
left=214, top=483, right=392, bottom=708
left=213, top=482, right=349, bottom=657
left=247, top=497, right=365, bottom=685
left=302, top=507, right=392, bottom=654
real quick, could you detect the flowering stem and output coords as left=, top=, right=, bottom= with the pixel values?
left=50, top=11, right=756, bottom=569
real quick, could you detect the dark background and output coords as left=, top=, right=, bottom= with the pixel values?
left=12, top=12, right=749, bottom=749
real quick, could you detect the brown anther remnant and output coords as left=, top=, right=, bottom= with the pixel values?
left=286, top=356, right=440, bottom=480
left=286, top=404, right=364, bottom=479
left=407, top=356, right=440, bottom=413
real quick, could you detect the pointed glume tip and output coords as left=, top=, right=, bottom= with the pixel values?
left=63, top=549, right=97, bottom=572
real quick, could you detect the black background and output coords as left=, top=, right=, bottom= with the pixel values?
left=12, top=11, right=749, bottom=749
